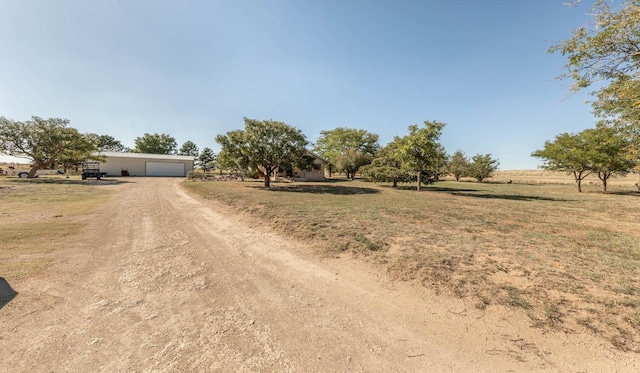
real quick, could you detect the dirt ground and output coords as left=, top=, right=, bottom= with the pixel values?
left=1, top=178, right=638, bottom=372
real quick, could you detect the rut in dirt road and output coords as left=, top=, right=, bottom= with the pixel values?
left=1, top=178, right=638, bottom=372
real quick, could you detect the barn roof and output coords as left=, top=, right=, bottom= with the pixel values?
left=99, top=152, right=195, bottom=161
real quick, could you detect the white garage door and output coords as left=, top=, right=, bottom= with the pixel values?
left=145, top=162, right=185, bottom=177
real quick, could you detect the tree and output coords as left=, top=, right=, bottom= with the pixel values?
left=178, top=140, right=199, bottom=157
left=550, top=1, right=640, bottom=93
left=360, top=141, right=412, bottom=187
left=333, top=148, right=373, bottom=180
left=59, top=131, right=101, bottom=173
left=626, top=125, right=640, bottom=189
left=447, top=150, right=470, bottom=181
left=532, top=132, right=594, bottom=192
left=593, top=76, right=640, bottom=126
left=197, top=147, right=217, bottom=173
left=551, top=0, right=640, bottom=179
left=133, top=133, right=177, bottom=154
left=216, top=130, right=251, bottom=180
left=533, top=126, right=635, bottom=192
left=313, top=127, right=380, bottom=178
left=216, top=118, right=308, bottom=187
left=583, top=126, right=634, bottom=191
left=0, top=116, right=100, bottom=178
left=467, top=154, right=499, bottom=182
left=88, top=134, right=127, bottom=152
left=396, top=120, right=447, bottom=191
left=433, top=152, right=450, bottom=181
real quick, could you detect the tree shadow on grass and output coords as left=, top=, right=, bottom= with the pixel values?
left=0, top=277, right=18, bottom=310
left=388, top=185, right=569, bottom=201
left=248, top=184, right=380, bottom=195
left=449, top=192, right=570, bottom=202
left=607, top=190, right=640, bottom=197
left=391, top=185, right=480, bottom=192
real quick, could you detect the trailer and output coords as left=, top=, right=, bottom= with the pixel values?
left=82, top=161, right=102, bottom=180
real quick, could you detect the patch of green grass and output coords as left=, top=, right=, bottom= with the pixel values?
left=182, top=176, right=640, bottom=350
left=355, top=233, right=382, bottom=251
left=501, top=285, right=532, bottom=310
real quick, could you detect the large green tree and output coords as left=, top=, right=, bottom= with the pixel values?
left=313, top=127, right=379, bottom=178
left=216, top=118, right=308, bottom=187
left=197, top=147, right=217, bottom=173
left=583, top=126, right=635, bottom=191
left=467, top=153, right=500, bottom=182
left=447, top=150, right=470, bottom=181
left=532, top=132, right=593, bottom=192
left=133, top=133, right=177, bottom=154
left=88, top=134, right=128, bottom=152
left=396, top=120, right=447, bottom=191
left=0, top=116, right=99, bottom=177
left=333, top=148, right=373, bottom=180
left=550, top=0, right=640, bottom=94
left=216, top=130, right=251, bottom=180
left=360, top=140, right=412, bottom=187
left=533, top=126, right=635, bottom=192
left=178, top=140, right=200, bottom=157
left=551, top=0, right=640, bottom=182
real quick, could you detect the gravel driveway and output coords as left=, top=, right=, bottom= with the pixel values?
left=1, top=178, right=637, bottom=372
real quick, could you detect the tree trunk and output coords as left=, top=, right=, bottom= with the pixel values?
left=417, top=171, right=421, bottom=191
left=28, top=165, right=41, bottom=178
left=599, top=171, right=610, bottom=192
left=328, top=164, right=332, bottom=177
left=393, top=178, right=398, bottom=188
left=573, top=171, right=581, bottom=193
left=264, top=168, right=271, bottom=188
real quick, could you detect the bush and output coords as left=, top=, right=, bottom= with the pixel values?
left=245, top=168, right=259, bottom=179
left=468, top=153, right=499, bottom=182
left=187, top=169, right=206, bottom=179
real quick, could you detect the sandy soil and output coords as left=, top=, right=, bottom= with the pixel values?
left=1, top=178, right=638, bottom=372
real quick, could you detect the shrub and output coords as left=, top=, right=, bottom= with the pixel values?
left=187, top=169, right=206, bottom=179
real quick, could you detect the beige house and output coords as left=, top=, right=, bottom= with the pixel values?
left=98, top=152, right=195, bottom=177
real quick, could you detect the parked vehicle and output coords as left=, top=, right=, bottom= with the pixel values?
left=17, top=170, right=65, bottom=178
left=81, top=162, right=102, bottom=180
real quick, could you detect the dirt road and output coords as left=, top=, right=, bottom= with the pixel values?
left=1, top=178, right=638, bottom=372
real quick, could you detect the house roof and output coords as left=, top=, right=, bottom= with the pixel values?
left=99, top=152, right=195, bottom=161
left=306, top=150, right=328, bottom=163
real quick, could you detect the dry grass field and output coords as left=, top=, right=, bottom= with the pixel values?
left=0, top=176, right=112, bottom=280
left=183, top=171, right=640, bottom=352
left=491, top=169, right=639, bottom=190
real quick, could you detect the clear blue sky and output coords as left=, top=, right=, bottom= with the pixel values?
left=1, top=0, right=598, bottom=169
